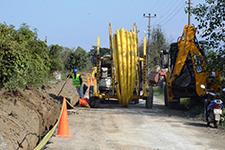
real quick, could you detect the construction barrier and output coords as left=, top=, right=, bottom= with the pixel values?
left=57, top=97, right=69, bottom=137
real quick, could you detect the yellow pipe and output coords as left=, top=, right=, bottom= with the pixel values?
left=120, top=29, right=128, bottom=106
left=109, top=23, right=115, bottom=95
left=112, top=34, right=121, bottom=100
left=126, top=31, right=132, bottom=101
left=134, top=32, right=138, bottom=96
left=109, top=28, right=141, bottom=106
left=143, top=36, right=147, bottom=56
left=143, top=35, right=147, bottom=96
left=116, top=30, right=124, bottom=104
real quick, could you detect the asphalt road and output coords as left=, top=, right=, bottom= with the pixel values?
left=46, top=98, right=225, bottom=150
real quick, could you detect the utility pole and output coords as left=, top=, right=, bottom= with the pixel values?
left=143, top=13, right=156, bottom=109
left=45, top=36, right=48, bottom=43
left=187, top=0, right=191, bottom=25
left=143, top=13, right=156, bottom=68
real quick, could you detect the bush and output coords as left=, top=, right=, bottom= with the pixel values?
left=0, top=23, right=50, bottom=90
left=49, top=44, right=64, bottom=72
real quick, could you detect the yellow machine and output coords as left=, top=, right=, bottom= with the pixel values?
left=163, top=25, right=208, bottom=105
left=91, top=24, right=153, bottom=108
left=207, top=71, right=222, bottom=92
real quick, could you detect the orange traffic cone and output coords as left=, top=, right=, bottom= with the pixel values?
left=79, top=98, right=90, bottom=108
left=57, top=97, right=69, bottom=137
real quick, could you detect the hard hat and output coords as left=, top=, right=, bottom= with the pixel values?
left=73, top=67, right=78, bottom=73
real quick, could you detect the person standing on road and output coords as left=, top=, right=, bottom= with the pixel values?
left=72, top=67, right=83, bottom=98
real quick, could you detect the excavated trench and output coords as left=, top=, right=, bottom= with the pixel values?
left=0, top=87, right=61, bottom=150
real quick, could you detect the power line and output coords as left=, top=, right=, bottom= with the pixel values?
left=160, top=4, right=185, bottom=26
left=157, top=0, right=175, bottom=15
left=160, top=0, right=192, bottom=26
left=156, top=0, right=184, bottom=24
left=157, top=0, right=183, bottom=23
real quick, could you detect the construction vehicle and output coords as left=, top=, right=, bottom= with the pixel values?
left=162, top=25, right=208, bottom=106
left=161, top=0, right=224, bottom=107
left=91, top=23, right=153, bottom=108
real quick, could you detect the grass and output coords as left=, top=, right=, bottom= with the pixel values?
left=180, top=98, right=192, bottom=108
left=153, top=86, right=164, bottom=100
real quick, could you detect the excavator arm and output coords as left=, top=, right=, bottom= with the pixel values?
left=166, top=25, right=207, bottom=102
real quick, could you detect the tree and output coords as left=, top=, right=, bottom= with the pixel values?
left=193, top=0, right=225, bottom=76
left=149, top=26, right=169, bottom=70
left=0, top=24, right=28, bottom=89
left=193, top=0, right=224, bottom=51
left=89, top=46, right=111, bottom=66
left=49, top=44, right=64, bottom=72
left=61, top=47, right=73, bottom=70
left=26, top=40, right=51, bottom=85
left=68, top=47, right=91, bottom=71
left=16, top=23, right=37, bottom=42
left=0, top=23, right=51, bottom=90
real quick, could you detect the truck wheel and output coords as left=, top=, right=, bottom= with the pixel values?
left=163, top=82, right=168, bottom=106
left=134, top=99, right=139, bottom=104
left=89, top=97, right=100, bottom=108
left=146, top=86, right=153, bottom=109
left=89, top=97, right=96, bottom=108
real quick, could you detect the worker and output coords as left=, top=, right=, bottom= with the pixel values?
left=72, top=67, right=83, bottom=98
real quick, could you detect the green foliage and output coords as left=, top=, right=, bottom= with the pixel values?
left=89, top=46, right=111, bottom=66
left=153, top=86, right=164, bottom=100
left=193, top=0, right=225, bottom=76
left=61, top=47, right=73, bottom=70
left=0, top=23, right=50, bottom=90
left=49, top=44, right=64, bottom=72
left=147, top=26, right=169, bottom=70
left=193, top=0, right=224, bottom=51
left=0, top=22, right=92, bottom=90
left=67, top=46, right=91, bottom=71
left=206, top=50, right=225, bottom=75
left=42, top=44, right=91, bottom=74
left=26, top=40, right=50, bottom=85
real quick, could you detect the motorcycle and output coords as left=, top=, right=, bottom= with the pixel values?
left=201, top=85, right=225, bottom=128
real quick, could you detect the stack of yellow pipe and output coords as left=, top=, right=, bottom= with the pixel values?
left=112, top=29, right=138, bottom=107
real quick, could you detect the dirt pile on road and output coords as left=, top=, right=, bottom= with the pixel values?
left=0, top=87, right=61, bottom=150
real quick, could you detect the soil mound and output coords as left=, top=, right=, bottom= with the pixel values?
left=0, top=88, right=61, bottom=150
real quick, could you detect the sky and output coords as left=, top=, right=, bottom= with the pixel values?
left=0, top=0, right=203, bottom=51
